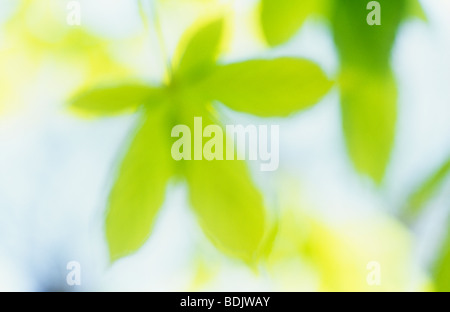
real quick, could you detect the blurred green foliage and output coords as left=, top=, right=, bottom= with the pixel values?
left=70, top=84, right=164, bottom=117
left=405, top=157, right=450, bottom=218
left=189, top=181, right=422, bottom=291
left=434, top=227, right=450, bottom=292
left=332, top=0, right=406, bottom=183
left=260, top=0, right=325, bottom=46
left=71, top=15, right=332, bottom=263
left=403, top=156, right=450, bottom=291
left=200, top=59, right=332, bottom=117
left=0, top=0, right=130, bottom=112
left=260, top=0, right=425, bottom=183
left=3, top=0, right=448, bottom=291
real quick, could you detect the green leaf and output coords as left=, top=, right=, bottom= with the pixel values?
left=185, top=112, right=266, bottom=263
left=187, top=159, right=267, bottom=263
left=174, top=16, right=225, bottom=82
left=405, top=157, right=450, bottom=217
left=433, top=227, right=450, bottom=291
left=405, top=0, right=427, bottom=21
left=259, top=220, right=279, bottom=260
left=331, top=1, right=410, bottom=183
left=200, top=58, right=333, bottom=117
left=331, top=0, right=407, bottom=73
left=340, top=68, right=397, bottom=183
left=69, top=84, right=162, bottom=117
left=106, top=105, right=173, bottom=261
left=260, top=0, right=325, bottom=46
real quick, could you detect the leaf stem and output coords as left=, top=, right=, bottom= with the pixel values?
left=139, top=0, right=173, bottom=83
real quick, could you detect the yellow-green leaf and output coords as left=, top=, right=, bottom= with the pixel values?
left=260, top=0, right=325, bottom=46
left=340, top=68, right=397, bottom=183
left=106, top=105, right=173, bottom=261
left=200, top=58, right=332, bottom=117
left=187, top=159, right=266, bottom=263
left=434, top=227, right=450, bottom=291
left=173, top=16, right=225, bottom=82
left=185, top=113, right=266, bottom=263
left=405, top=157, right=450, bottom=217
left=69, top=84, right=162, bottom=117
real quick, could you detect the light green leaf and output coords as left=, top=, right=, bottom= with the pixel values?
left=340, top=69, right=397, bottom=183
left=187, top=159, right=266, bottom=263
left=200, top=58, right=332, bottom=117
left=259, top=220, right=279, bottom=260
left=106, top=105, right=173, bottom=261
left=433, top=227, right=450, bottom=291
left=69, top=84, right=162, bottom=117
left=406, top=157, right=450, bottom=217
left=174, top=16, right=225, bottom=82
left=185, top=113, right=266, bottom=263
left=260, top=0, right=325, bottom=46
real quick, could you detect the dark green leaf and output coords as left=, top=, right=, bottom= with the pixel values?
left=340, top=69, right=397, bottom=183
left=331, top=0, right=407, bottom=73
left=331, top=1, right=411, bottom=182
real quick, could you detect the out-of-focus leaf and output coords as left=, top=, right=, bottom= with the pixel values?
left=200, top=58, right=332, bottom=117
left=339, top=69, right=397, bottom=183
left=257, top=0, right=423, bottom=183
left=69, top=84, right=162, bottom=117
left=106, top=105, right=173, bottom=261
left=434, top=228, right=450, bottom=291
left=260, top=0, right=325, bottom=46
left=2, top=0, right=131, bottom=114
left=185, top=112, right=266, bottom=263
left=331, top=0, right=407, bottom=73
left=259, top=221, right=279, bottom=260
left=187, top=159, right=266, bottom=263
left=67, top=7, right=343, bottom=264
left=405, top=158, right=450, bottom=217
left=174, top=17, right=225, bottom=81
left=331, top=1, right=408, bottom=183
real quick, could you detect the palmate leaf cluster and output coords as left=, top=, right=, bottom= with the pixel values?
left=71, top=15, right=332, bottom=263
